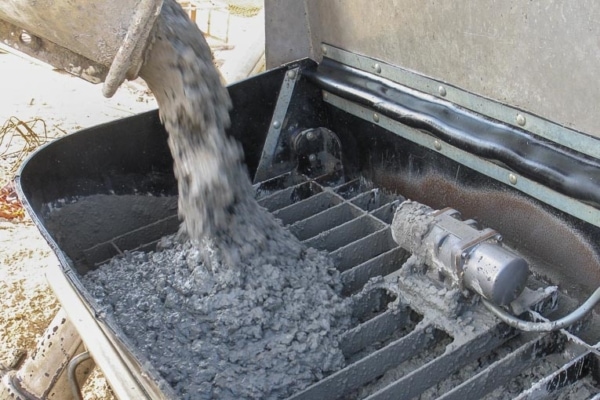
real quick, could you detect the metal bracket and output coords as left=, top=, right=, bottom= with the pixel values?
left=291, top=127, right=342, bottom=178
left=253, top=67, right=301, bottom=183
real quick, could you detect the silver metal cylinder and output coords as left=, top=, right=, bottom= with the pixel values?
left=463, top=243, right=529, bottom=305
left=391, top=201, right=529, bottom=305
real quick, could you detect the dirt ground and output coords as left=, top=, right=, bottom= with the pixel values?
left=0, top=3, right=264, bottom=398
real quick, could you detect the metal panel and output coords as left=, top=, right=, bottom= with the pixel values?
left=324, top=91, right=600, bottom=228
left=0, top=0, right=151, bottom=66
left=267, top=0, right=600, bottom=138
left=0, top=0, right=162, bottom=94
left=322, top=45, right=600, bottom=162
left=264, top=0, right=314, bottom=69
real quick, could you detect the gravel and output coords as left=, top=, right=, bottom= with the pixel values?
left=83, top=226, right=352, bottom=399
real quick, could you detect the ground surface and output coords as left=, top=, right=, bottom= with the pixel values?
left=0, top=3, right=264, bottom=398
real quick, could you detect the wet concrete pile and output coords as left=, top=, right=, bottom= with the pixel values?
left=79, top=1, right=352, bottom=398
left=83, top=230, right=351, bottom=399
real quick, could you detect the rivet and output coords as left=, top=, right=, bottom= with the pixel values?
left=373, top=113, right=380, bottom=123
left=509, top=173, right=518, bottom=185
left=438, top=86, right=447, bottom=97
left=286, top=70, right=297, bottom=79
left=308, top=154, right=317, bottom=162
left=19, top=31, right=40, bottom=50
left=272, top=121, right=281, bottom=129
left=19, top=31, right=33, bottom=45
left=516, top=114, right=526, bottom=126
left=321, top=45, right=328, bottom=55
left=374, top=63, right=382, bottom=73
left=434, top=140, right=442, bottom=151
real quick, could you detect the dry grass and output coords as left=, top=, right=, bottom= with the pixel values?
left=0, top=117, right=54, bottom=220
left=0, top=116, right=55, bottom=183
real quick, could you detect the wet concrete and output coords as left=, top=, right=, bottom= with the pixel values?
left=77, top=1, right=353, bottom=398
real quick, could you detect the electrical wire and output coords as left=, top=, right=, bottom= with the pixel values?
left=481, top=287, right=600, bottom=332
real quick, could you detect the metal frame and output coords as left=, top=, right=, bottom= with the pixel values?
left=323, top=91, right=600, bottom=228
left=253, top=67, right=301, bottom=183
left=45, top=262, right=152, bottom=399
left=322, top=44, right=600, bottom=162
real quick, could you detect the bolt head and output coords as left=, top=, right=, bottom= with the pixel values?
left=434, top=140, right=442, bottom=151
left=308, top=154, right=317, bottom=162
left=516, top=114, right=526, bottom=126
left=287, top=70, right=297, bottom=79
left=273, top=121, right=281, bottom=129
left=19, top=31, right=33, bottom=45
left=374, top=63, right=382, bottom=73
left=373, top=113, right=380, bottom=123
left=19, top=31, right=40, bottom=50
left=509, top=173, right=518, bottom=185
left=306, top=131, right=316, bottom=141
left=438, top=86, right=447, bottom=97
left=322, top=45, right=328, bottom=55
left=323, top=91, right=329, bottom=100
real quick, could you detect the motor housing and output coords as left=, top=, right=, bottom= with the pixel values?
left=391, top=201, right=530, bottom=305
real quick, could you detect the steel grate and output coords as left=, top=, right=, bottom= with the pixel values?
left=72, top=170, right=600, bottom=399
left=253, top=171, right=600, bottom=400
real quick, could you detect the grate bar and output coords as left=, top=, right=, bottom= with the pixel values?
left=341, top=247, right=407, bottom=295
left=257, top=181, right=322, bottom=212
left=83, top=214, right=179, bottom=266
left=289, top=202, right=363, bottom=241
left=303, top=215, right=385, bottom=252
left=333, top=178, right=369, bottom=200
left=331, top=229, right=397, bottom=272
left=288, top=322, right=436, bottom=400
left=363, top=324, right=515, bottom=400
left=352, top=288, right=395, bottom=323
left=253, top=172, right=304, bottom=200
left=255, top=174, right=599, bottom=400
left=514, top=350, right=596, bottom=400
left=274, top=191, right=341, bottom=225
left=370, top=201, right=399, bottom=224
left=340, top=308, right=415, bottom=358
left=435, top=334, right=560, bottom=400
left=351, top=189, right=398, bottom=212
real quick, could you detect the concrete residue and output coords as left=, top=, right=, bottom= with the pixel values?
left=77, top=1, right=353, bottom=398
left=83, top=231, right=351, bottom=399
left=44, top=194, right=178, bottom=268
left=482, top=358, right=559, bottom=400
left=352, top=329, right=452, bottom=399
left=390, top=200, right=434, bottom=258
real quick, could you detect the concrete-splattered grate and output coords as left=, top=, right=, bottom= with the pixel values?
left=43, top=170, right=600, bottom=399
